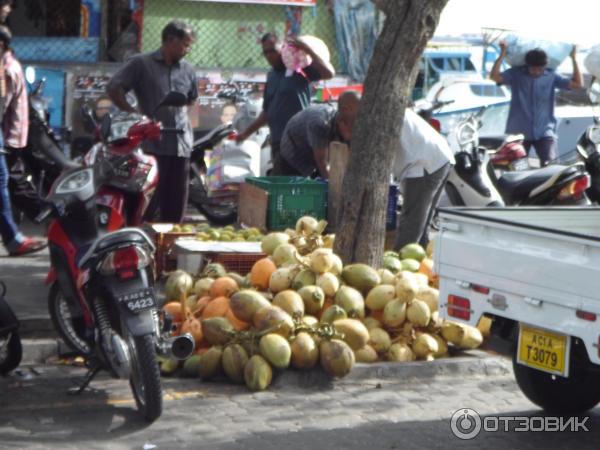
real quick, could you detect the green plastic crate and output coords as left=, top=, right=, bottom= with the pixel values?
left=245, top=176, right=328, bottom=231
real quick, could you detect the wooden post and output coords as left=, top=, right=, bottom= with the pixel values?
left=327, top=141, right=350, bottom=230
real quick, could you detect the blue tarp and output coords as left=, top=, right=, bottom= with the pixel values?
left=332, top=0, right=382, bottom=82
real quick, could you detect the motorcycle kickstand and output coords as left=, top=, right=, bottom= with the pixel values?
left=68, top=364, right=102, bottom=395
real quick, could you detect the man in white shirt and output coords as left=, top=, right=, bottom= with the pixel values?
left=393, top=108, right=455, bottom=250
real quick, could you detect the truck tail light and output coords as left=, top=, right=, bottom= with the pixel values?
left=448, top=295, right=471, bottom=320
left=576, top=309, right=597, bottom=322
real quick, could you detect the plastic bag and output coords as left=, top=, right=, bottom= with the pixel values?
left=206, top=140, right=259, bottom=192
left=504, top=33, right=572, bottom=69
left=281, top=35, right=331, bottom=74
left=584, top=45, right=600, bottom=79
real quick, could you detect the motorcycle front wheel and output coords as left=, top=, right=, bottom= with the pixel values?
left=128, top=333, right=162, bottom=423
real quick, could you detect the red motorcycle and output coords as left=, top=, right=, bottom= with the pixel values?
left=81, top=110, right=159, bottom=226
left=38, top=92, right=195, bottom=422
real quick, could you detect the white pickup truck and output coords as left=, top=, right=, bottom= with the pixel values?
left=435, top=207, right=600, bottom=414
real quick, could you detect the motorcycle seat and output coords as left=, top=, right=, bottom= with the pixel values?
left=77, top=228, right=154, bottom=268
left=497, top=164, right=579, bottom=204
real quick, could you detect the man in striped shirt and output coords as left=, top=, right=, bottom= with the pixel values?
left=277, top=90, right=360, bottom=178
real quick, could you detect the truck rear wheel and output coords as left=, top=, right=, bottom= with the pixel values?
left=513, top=356, right=600, bottom=414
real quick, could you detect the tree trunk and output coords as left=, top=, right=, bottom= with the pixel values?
left=333, top=0, right=448, bottom=266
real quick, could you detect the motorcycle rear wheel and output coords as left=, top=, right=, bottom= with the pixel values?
left=188, top=181, right=237, bottom=226
left=48, top=284, right=91, bottom=356
left=128, top=334, right=162, bottom=422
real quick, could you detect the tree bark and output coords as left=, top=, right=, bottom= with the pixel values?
left=333, top=0, right=448, bottom=266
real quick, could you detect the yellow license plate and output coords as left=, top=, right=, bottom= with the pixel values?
left=517, top=325, right=570, bottom=377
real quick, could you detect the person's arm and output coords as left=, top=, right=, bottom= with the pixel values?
left=490, top=40, right=507, bottom=84
left=106, top=58, right=140, bottom=114
left=287, top=37, right=335, bottom=80
left=236, top=110, right=268, bottom=142
left=313, top=146, right=329, bottom=178
left=568, top=45, right=583, bottom=90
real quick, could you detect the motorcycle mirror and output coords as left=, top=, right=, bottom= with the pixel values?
left=576, top=144, right=589, bottom=161
left=588, top=78, right=600, bottom=105
left=81, top=104, right=97, bottom=133
left=25, top=66, right=36, bottom=84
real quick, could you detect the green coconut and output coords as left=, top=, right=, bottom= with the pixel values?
left=334, top=286, right=365, bottom=318
left=341, top=264, right=381, bottom=294
left=182, top=355, right=202, bottom=377
left=261, top=232, right=290, bottom=255
left=332, top=318, right=370, bottom=350
left=399, top=243, right=426, bottom=262
left=292, top=269, right=317, bottom=291
left=298, top=285, right=326, bottom=316
left=290, top=332, right=319, bottom=370
left=201, top=317, right=235, bottom=346
left=401, top=258, right=421, bottom=272
left=198, top=346, right=223, bottom=380
left=244, top=355, right=273, bottom=391
left=362, top=317, right=382, bottom=331
left=202, top=263, right=227, bottom=279
left=165, top=270, right=193, bottom=300
left=193, top=277, right=214, bottom=297
left=320, top=305, right=347, bottom=324
left=230, top=290, right=271, bottom=322
left=157, top=355, right=179, bottom=376
left=319, top=339, right=355, bottom=378
left=222, top=344, right=249, bottom=383
left=259, top=333, right=292, bottom=369
left=253, top=306, right=295, bottom=338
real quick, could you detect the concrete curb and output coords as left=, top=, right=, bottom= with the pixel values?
left=271, top=350, right=511, bottom=388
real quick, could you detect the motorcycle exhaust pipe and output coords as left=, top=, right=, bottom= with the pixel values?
left=163, top=333, right=195, bottom=360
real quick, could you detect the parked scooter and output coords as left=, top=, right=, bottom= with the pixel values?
left=187, top=84, right=268, bottom=225
left=445, top=107, right=591, bottom=206
left=8, top=75, right=79, bottom=222
left=37, top=92, right=195, bottom=422
left=0, top=281, right=22, bottom=375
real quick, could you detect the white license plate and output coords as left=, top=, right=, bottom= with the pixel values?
left=117, top=288, right=156, bottom=313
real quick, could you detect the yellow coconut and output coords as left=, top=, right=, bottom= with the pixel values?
left=412, top=333, right=439, bottom=361
left=382, top=299, right=407, bottom=329
left=330, top=253, right=343, bottom=275
left=272, top=243, right=299, bottom=267
left=259, top=333, right=292, bottom=369
left=165, top=270, right=193, bottom=300
left=292, top=269, right=317, bottom=291
left=365, top=285, right=396, bottom=311
left=230, top=290, right=271, bottom=322
left=354, top=345, right=379, bottom=363
left=295, top=216, right=320, bottom=235
left=332, top=319, right=370, bottom=350
left=387, top=342, right=415, bottom=362
left=369, top=327, right=392, bottom=354
left=261, top=232, right=290, bottom=255
left=309, top=248, right=335, bottom=274
left=316, top=273, right=340, bottom=297
left=319, top=339, right=355, bottom=378
left=244, top=355, right=273, bottom=391
left=377, top=269, right=397, bottom=286
left=298, top=285, right=326, bottom=316
left=193, top=277, right=214, bottom=297
left=406, top=299, right=431, bottom=327
left=291, top=332, right=319, bottom=370
left=362, top=317, right=382, bottom=331
left=415, top=286, right=439, bottom=313
left=269, top=267, right=295, bottom=293
left=395, top=275, right=419, bottom=303
left=253, top=306, right=295, bottom=338
left=272, top=290, right=305, bottom=318
left=432, top=334, right=449, bottom=358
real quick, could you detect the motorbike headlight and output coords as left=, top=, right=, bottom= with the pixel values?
left=458, top=123, right=476, bottom=146
left=587, top=126, right=600, bottom=144
left=56, top=168, right=93, bottom=194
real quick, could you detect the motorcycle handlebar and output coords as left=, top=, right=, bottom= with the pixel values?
left=161, top=128, right=184, bottom=134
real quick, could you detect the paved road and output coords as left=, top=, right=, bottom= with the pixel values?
left=1, top=363, right=598, bottom=450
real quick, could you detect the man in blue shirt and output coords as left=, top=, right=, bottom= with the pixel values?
left=490, top=41, right=582, bottom=165
left=236, top=33, right=334, bottom=174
